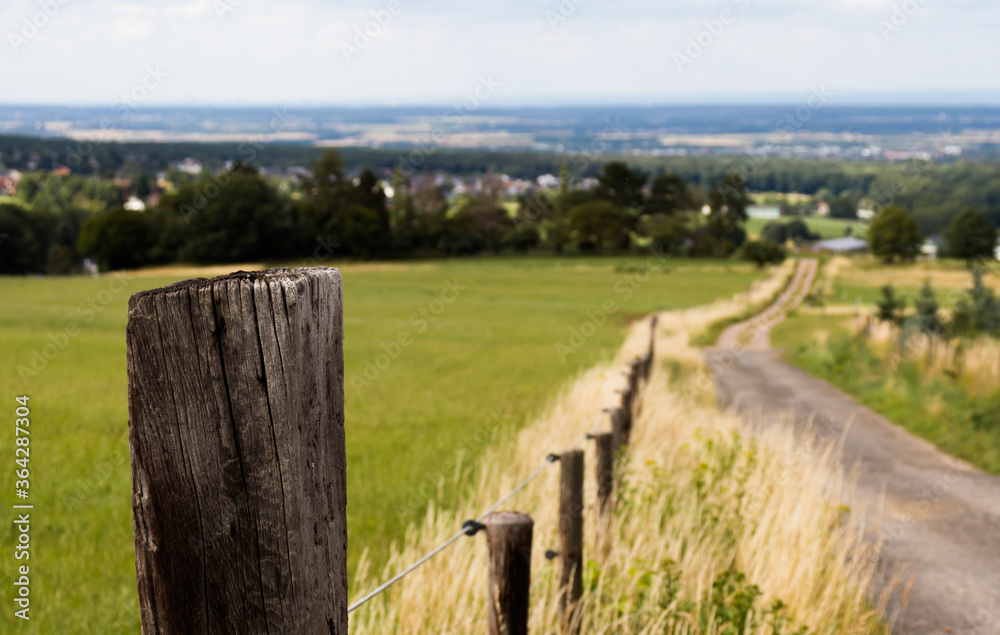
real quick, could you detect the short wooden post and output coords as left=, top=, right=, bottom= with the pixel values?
left=486, top=512, right=534, bottom=635
left=610, top=407, right=628, bottom=453
left=558, top=450, right=584, bottom=633
left=593, top=432, right=614, bottom=519
left=126, top=268, right=348, bottom=634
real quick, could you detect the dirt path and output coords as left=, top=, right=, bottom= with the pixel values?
left=707, top=259, right=1000, bottom=634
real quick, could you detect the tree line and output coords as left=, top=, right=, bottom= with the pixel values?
left=1, top=147, right=997, bottom=274
left=2, top=133, right=1000, bottom=234
left=3, top=150, right=765, bottom=273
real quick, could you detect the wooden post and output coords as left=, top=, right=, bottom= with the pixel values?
left=126, top=268, right=348, bottom=634
left=593, top=432, right=614, bottom=519
left=486, top=512, right=534, bottom=635
left=610, top=407, right=628, bottom=453
left=558, top=450, right=584, bottom=633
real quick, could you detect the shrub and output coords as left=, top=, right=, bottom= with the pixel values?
left=740, top=240, right=786, bottom=268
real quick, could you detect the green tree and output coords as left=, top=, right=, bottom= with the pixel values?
left=945, top=208, right=998, bottom=265
left=908, top=279, right=943, bottom=335
left=77, top=208, right=157, bottom=271
left=646, top=173, right=691, bottom=216
left=869, top=205, right=922, bottom=263
left=0, top=204, right=50, bottom=274
left=640, top=212, right=692, bottom=255
left=302, top=150, right=389, bottom=257
left=951, top=268, right=1000, bottom=337
left=760, top=221, right=786, bottom=244
left=708, top=172, right=750, bottom=222
left=740, top=240, right=786, bottom=268
left=698, top=172, right=750, bottom=257
left=829, top=194, right=857, bottom=220
left=594, top=161, right=648, bottom=209
left=876, top=285, right=906, bottom=325
left=568, top=200, right=633, bottom=251
left=172, top=167, right=294, bottom=263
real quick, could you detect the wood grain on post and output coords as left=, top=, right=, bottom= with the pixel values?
left=485, top=511, right=534, bottom=635
left=126, top=268, right=347, bottom=634
left=558, top=450, right=584, bottom=633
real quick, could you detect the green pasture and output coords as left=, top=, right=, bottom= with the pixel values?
left=0, top=256, right=763, bottom=633
left=746, top=215, right=865, bottom=240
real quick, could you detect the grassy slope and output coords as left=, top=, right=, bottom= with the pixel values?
left=0, top=256, right=761, bottom=633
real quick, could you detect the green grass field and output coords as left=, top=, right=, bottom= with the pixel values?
left=0, top=256, right=763, bottom=633
left=746, top=215, right=865, bottom=240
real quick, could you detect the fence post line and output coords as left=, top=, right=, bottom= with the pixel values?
left=125, top=268, right=348, bottom=634
left=486, top=511, right=534, bottom=635
left=558, top=450, right=585, bottom=634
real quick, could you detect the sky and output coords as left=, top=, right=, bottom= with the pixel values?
left=1, top=0, right=998, bottom=106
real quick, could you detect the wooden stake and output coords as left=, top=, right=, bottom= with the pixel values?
left=126, top=268, right=347, bottom=634
left=558, top=450, right=584, bottom=633
left=486, top=511, right=534, bottom=635
left=610, top=407, right=628, bottom=453
left=593, top=432, right=615, bottom=519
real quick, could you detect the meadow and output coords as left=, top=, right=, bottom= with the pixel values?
left=746, top=215, right=864, bottom=240
left=0, top=256, right=763, bottom=633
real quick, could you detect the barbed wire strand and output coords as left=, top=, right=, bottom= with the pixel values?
left=347, top=455, right=556, bottom=614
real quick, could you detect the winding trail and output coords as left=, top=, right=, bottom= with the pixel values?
left=706, top=259, right=1000, bottom=634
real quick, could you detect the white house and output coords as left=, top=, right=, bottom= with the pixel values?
left=747, top=205, right=781, bottom=220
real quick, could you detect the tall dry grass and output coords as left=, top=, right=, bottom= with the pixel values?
left=861, top=317, right=1000, bottom=395
left=349, top=261, right=884, bottom=634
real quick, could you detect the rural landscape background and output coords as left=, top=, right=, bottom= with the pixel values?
left=2, top=0, right=1000, bottom=632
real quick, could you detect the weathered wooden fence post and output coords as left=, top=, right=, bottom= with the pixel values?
left=592, top=432, right=614, bottom=519
left=126, top=268, right=348, bottom=634
left=609, top=407, right=628, bottom=454
left=558, top=450, right=584, bottom=634
left=486, top=511, right=534, bottom=635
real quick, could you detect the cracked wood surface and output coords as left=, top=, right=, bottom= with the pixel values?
left=126, top=268, right=347, bottom=634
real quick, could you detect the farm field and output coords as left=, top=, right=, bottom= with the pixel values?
left=0, top=256, right=764, bottom=633
left=746, top=215, right=865, bottom=240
